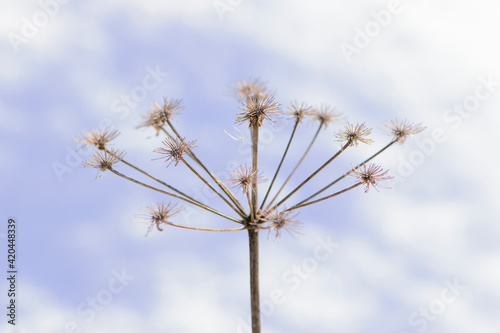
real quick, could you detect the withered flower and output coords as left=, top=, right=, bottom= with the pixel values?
left=334, top=122, right=374, bottom=147
left=236, top=95, right=281, bottom=127
left=75, top=129, right=120, bottom=150
left=137, top=98, right=184, bottom=134
left=385, top=119, right=425, bottom=144
left=153, top=137, right=196, bottom=166
left=136, top=202, right=182, bottom=236
left=228, top=164, right=267, bottom=193
left=230, top=78, right=273, bottom=100
left=349, top=163, right=393, bottom=192
left=83, top=149, right=125, bottom=172
left=264, top=210, right=302, bottom=238
left=287, top=101, right=314, bottom=123
left=313, top=104, right=342, bottom=127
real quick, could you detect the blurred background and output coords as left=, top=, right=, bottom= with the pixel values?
left=1, top=0, right=499, bottom=332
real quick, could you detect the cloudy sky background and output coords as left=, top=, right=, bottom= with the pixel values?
left=1, top=0, right=500, bottom=332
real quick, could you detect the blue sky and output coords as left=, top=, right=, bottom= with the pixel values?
left=1, top=0, right=500, bottom=332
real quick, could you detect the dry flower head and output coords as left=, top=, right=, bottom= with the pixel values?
left=313, top=104, right=343, bottom=127
left=228, top=164, right=267, bottom=193
left=236, top=95, right=282, bottom=127
left=335, top=122, right=374, bottom=147
left=83, top=149, right=125, bottom=172
left=385, top=119, right=426, bottom=144
left=136, top=202, right=182, bottom=236
left=153, top=137, right=196, bottom=166
left=350, top=163, right=393, bottom=192
left=287, top=101, right=314, bottom=123
left=75, top=129, right=120, bottom=150
left=137, top=98, right=184, bottom=134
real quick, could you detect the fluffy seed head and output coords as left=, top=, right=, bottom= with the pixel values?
left=334, top=122, right=374, bottom=147
left=230, top=78, right=273, bottom=101
left=153, top=137, right=196, bottom=166
left=265, top=210, right=302, bottom=238
left=136, top=202, right=182, bottom=236
left=137, top=98, right=184, bottom=134
left=228, top=164, right=267, bottom=193
left=83, top=149, right=125, bottom=171
left=313, top=104, right=343, bottom=127
left=75, top=129, right=120, bottom=150
left=349, top=163, right=393, bottom=192
left=385, top=119, right=425, bottom=144
left=236, top=95, right=281, bottom=127
left=287, top=101, right=314, bottom=123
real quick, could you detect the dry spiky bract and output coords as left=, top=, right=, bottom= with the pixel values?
left=75, top=129, right=120, bottom=150
left=313, top=104, right=343, bottom=127
left=84, top=149, right=125, bottom=171
left=80, top=78, right=423, bottom=333
left=335, top=122, right=374, bottom=147
left=385, top=119, right=426, bottom=144
left=136, top=202, right=182, bottom=236
left=153, top=137, right=196, bottom=166
left=265, top=210, right=302, bottom=238
left=350, top=163, right=393, bottom=192
left=230, top=78, right=272, bottom=100
left=137, top=98, right=184, bottom=134
left=229, top=165, right=267, bottom=193
left=287, top=101, right=314, bottom=123
left=236, top=95, right=282, bottom=127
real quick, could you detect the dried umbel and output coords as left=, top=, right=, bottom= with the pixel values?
left=80, top=78, right=423, bottom=333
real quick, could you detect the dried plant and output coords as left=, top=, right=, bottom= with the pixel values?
left=79, top=79, right=424, bottom=333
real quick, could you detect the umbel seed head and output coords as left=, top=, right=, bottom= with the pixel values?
left=153, top=137, right=196, bottom=167
left=335, top=122, right=374, bottom=147
left=228, top=164, right=267, bottom=193
left=75, top=129, right=120, bottom=150
left=136, top=202, right=182, bottom=236
left=137, top=98, right=184, bottom=134
left=349, top=163, right=393, bottom=192
left=385, top=119, right=426, bottom=144
left=83, top=149, right=125, bottom=172
left=236, top=95, right=281, bottom=127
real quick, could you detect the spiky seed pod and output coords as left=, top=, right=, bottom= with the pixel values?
left=153, top=137, right=196, bottom=167
left=75, top=129, right=120, bottom=150
left=385, top=119, right=426, bottom=144
left=313, top=104, right=342, bottom=127
left=136, top=202, right=182, bottom=236
left=137, top=98, right=184, bottom=134
left=334, top=122, right=374, bottom=147
left=349, top=163, right=393, bottom=192
left=83, top=149, right=125, bottom=171
left=265, top=210, right=302, bottom=238
left=230, top=78, right=273, bottom=101
left=286, top=101, right=314, bottom=123
left=228, top=164, right=267, bottom=193
left=236, top=95, right=281, bottom=127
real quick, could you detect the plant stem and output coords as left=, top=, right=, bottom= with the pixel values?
left=251, top=123, right=259, bottom=218
left=164, top=121, right=247, bottom=216
left=248, top=228, right=261, bottom=333
left=287, top=183, right=361, bottom=211
left=108, top=167, right=242, bottom=224
left=165, top=222, right=246, bottom=232
left=266, top=120, right=324, bottom=210
left=260, top=119, right=299, bottom=210
left=181, top=157, right=246, bottom=218
left=294, top=140, right=396, bottom=206
left=105, top=148, right=197, bottom=203
left=249, top=121, right=261, bottom=333
left=270, top=141, right=350, bottom=212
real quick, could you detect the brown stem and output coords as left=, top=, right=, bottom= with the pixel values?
left=287, top=183, right=361, bottom=211
left=248, top=228, right=261, bottom=333
left=260, top=119, right=299, bottom=210
left=266, top=120, right=324, bottom=210
left=164, top=122, right=247, bottom=216
left=270, top=141, right=350, bottom=212
left=294, top=140, right=396, bottom=206
left=165, top=222, right=246, bottom=232
left=251, top=123, right=259, bottom=218
left=181, top=157, right=246, bottom=218
left=108, top=167, right=242, bottom=224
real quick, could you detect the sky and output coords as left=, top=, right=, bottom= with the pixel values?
left=1, top=0, right=500, bottom=332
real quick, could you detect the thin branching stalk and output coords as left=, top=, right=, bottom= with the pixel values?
left=249, top=121, right=261, bottom=333
left=260, top=119, right=299, bottom=210
left=164, top=120, right=248, bottom=216
left=287, top=183, right=361, bottom=211
left=105, top=148, right=198, bottom=203
left=266, top=120, right=324, bottom=210
left=108, top=167, right=242, bottom=224
left=295, top=140, right=396, bottom=206
left=180, top=157, right=246, bottom=218
left=270, top=141, right=350, bottom=212
left=165, top=222, right=246, bottom=232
